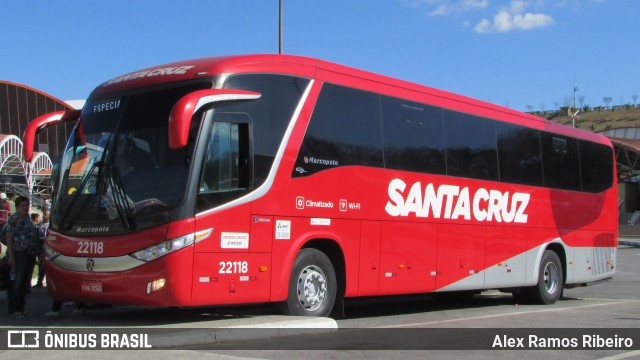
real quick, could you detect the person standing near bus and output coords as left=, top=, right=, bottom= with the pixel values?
left=5, top=196, right=38, bottom=317
left=33, top=209, right=50, bottom=288
left=0, top=193, right=11, bottom=232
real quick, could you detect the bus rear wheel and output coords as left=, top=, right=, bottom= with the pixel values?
left=513, top=250, right=563, bottom=304
left=533, top=250, right=564, bottom=304
left=281, top=248, right=337, bottom=317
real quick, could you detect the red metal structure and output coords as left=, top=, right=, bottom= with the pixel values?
left=27, top=55, right=617, bottom=317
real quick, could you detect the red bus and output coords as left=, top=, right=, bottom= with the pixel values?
left=25, top=55, right=617, bottom=317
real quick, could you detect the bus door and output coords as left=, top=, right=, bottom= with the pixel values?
left=191, top=117, right=270, bottom=305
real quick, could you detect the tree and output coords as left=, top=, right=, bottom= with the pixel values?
left=578, top=95, right=586, bottom=108
left=603, top=97, right=612, bottom=108
left=632, top=94, right=638, bottom=106
left=526, top=105, right=534, bottom=113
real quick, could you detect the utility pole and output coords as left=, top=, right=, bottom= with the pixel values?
left=279, top=0, right=283, bottom=54
left=572, top=109, right=580, bottom=128
left=572, top=80, right=579, bottom=127
left=573, top=79, right=578, bottom=110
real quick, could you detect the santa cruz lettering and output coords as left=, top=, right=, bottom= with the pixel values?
left=385, top=179, right=530, bottom=223
left=103, top=65, right=195, bottom=87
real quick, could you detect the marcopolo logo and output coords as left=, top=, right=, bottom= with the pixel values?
left=75, top=225, right=110, bottom=234
left=303, top=156, right=339, bottom=166
left=86, top=258, right=96, bottom=272
left=384, top=179, right=530, bottom=224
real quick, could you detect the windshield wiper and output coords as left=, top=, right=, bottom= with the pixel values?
left=99, top=133, right=136, bottom=230
left=105, top=164, right=136, bottom=230
left=59, top=160, right=102, bottom=231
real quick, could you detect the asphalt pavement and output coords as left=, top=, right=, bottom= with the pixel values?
left=0, top=280, right=337, bottom=348
left=1, top=238, right=638, bottom=349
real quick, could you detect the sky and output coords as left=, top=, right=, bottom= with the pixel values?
left=1, top=0, right=637, bottom=112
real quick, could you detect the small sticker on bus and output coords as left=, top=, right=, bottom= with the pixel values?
left=310, top=218, right=331, bottom=226
left=276, top=220, right=291, bottom=240
left=220, top=232, right=249, bottom=249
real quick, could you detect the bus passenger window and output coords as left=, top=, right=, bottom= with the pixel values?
left=444, top=110, right=498, bottom=181
left=541, top=132, right=580, bottom=191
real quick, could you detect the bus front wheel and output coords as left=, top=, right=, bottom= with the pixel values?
left=281, top=248, right=337, bottom=317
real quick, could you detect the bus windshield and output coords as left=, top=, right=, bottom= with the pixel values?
left=51, top=83, right=210, bottom=234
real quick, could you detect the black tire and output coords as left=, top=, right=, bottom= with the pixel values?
left=529, top=250, right=564, bottom=304
left=281, top=248, right=337, bottom=317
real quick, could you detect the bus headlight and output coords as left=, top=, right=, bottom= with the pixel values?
left=131, top=233, right=195, bottom=262
left=130, top=229, right=212, bottom=262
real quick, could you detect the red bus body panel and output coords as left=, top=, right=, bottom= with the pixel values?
left=44, top=54, right=617, bottom=308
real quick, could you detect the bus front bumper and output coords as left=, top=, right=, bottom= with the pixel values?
left=44, top=249, right=194, bottom=306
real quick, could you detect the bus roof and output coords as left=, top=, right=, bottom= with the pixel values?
left=91, top=54, right=610, bottom=146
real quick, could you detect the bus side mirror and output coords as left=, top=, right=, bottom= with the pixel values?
left=168, top=89, right=261, bottom=150
left=24, top=109, right=81, bottom=162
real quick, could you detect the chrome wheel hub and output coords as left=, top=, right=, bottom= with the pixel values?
left=296, top=265, right=327, bottom=311
left=543, top=262, right=559, bottom=295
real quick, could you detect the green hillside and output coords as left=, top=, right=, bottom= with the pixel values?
left=531, top=106, right=640, bottom=133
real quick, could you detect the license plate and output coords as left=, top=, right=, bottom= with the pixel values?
left=81, top=280, right=103, bottom=293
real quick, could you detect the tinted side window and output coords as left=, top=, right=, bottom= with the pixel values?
left=496, top=122, right=543, bottom=186
left=579, top=140, right=613, bottom=193
left=294, top=83, right=383, bottom=177
left=381, top=96, right=445, bottom=174
left=224, top=74, right=310, bottom=185
left=200, top=122, right=250, bottom=193
left=541, top=132, right=581, bottom=191
left=444, top=110, right=498, bottom=181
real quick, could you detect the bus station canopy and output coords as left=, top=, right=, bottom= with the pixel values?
left=599, top=127, right=640, bottom=182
